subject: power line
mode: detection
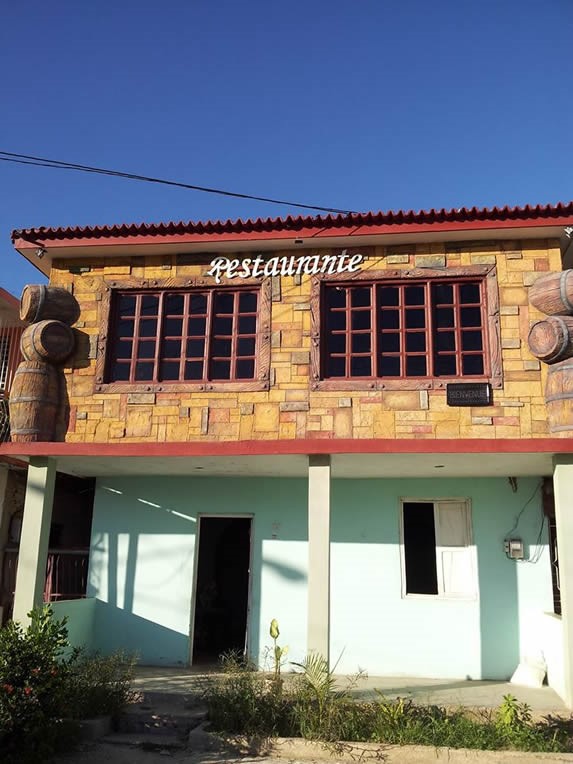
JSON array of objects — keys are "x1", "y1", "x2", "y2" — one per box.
[{"x1": 0, "y1": 150, "x2": 358, "y2": 215}]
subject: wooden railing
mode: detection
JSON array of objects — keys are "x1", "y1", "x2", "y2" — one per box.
[{"x1": 1, "y1": 549, "x2": 89, "y2": 608}]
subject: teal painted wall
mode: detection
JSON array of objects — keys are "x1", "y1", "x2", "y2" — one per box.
[
  {"x1": 51, "y1": 597, "x2": 96, "y2": 653},
  {"x1": 330, "y1": 477, "x2": 552, "y2": 680},
  {"x1": 88, "y1": 477, "x2": 308, "y2": 666},
  {"x1": 87, "y1": 475, "x2": 552, "y2": 680}
]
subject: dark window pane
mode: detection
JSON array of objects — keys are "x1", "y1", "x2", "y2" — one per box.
[
  {"x1": 190, "y1": 293, "x2": 208, "y2": 314},
  {"x1": 459, "y1": 282, "x2": 480, "y2": 304},
  {"x1": 213, "y1": 316, "x2": 233, "y2": 335},
  {"x1": 351, "y1": 288, "x2": 371, "y2": 308},
  {"x1": 406, "y1": 356, "x2": 427, "y2": 376},
  {"x1": 328, "y1": 333, "x2": 346, "y2": 354},
  {"x1": 114, "y1": 340, "x2": 132, "y2": 360},
  {"x1": 118, "y1": 295, "x2": 136, "y2": 316},
  {"x1": 186, "y1": 338, "x2": 205, "y2": 357},
  {"x1": 326, "y1": 288, "x2": 346, "y2": 309},
  {"x1": 140, "y1": 319, "x2": 158, "y2": 338},
  {"x1": 214, "y1": 292, "x2": 235, "y2": 313},
  {"x1": 211, "y1": 360, "x2": 231, "y2": 379},
  {"x1": 433, "y1": 283, "x2": 453, "y2": 304},
  {"x1": 381, "y1": 332, "x2": 400, "y2": 352},
  {"x1": 137, "y1": 341, "x2": 155, "y2": 359},
  {"x1": 462, "y1": 330, "x2": 483, "y2": 351},
  {"x1": 380, "y1": 310, "x2": 399, "y2": 329},
  {"x1": 405, "y1": 309, "x2": 425, "y2": 329},
  {"x1": 141, "y1": 295, "x2": 159, "y2": 315},
  {"x1": 462, "y1": 355, "x2": 484, "y2": 375},
  {"x1": 165, "y1": 294, "x2": 184, "y2": 314},
  {"x1": 379, "y1": 355, "x2": 401, "y2": 376},
  {"x1": 239, "y1": 292, "x2": 258, "y2": 312},
  {"x1": 351, "y1": 311, "x2": 371, "y2": 330},
  {"x1": 238, "y1": 315, "x2": 256, "y2": 334},
  {"x1": 236, "y1": 359, "x2": 255, "y2": 379},
  {"x1": 326, "y1": 356, "x2": 346, "y2": 377},
  {"x1": 185, "y1": 361, "x2": 203, "y2": 380},
  {"x1": 379, "y1": 286, "x2": 399, "y2": 307},
  {"x1": 212, "y1": 338, "x2": 232, "y2": 357},
  {"x1": 435, "y1": 355, "x2": 457, "y2": 376},
  {"x1": 163, "y1": 317, "x2": 182, "y2": 336},
  {"x1": 405, "y1": 285, "x2": 425, "y2": 306},
  {"x1": 350, "y1": 356, "x2": 371, "y2": 376},
  {"x1": 327, "y1": 311, "x2": 346, "y2": 331},
  {"x1": 403, "y1": 502, "x2": 438, "y2": 595},
  {"x1": 351, "y1": 334, "x2": 371, "y2": 353},
  {"x1": 188, "y1": 317, "x2": 206, "y2": 336},
  {"x1": 135, "y1": 362, "x2": 154, "y2": 381},
  {"x1": 460, "y1": 307, "x2": 482, "y2": 327},
  {"x1": 237, "y1": 337, "x2": 256, "y2": 356},
  {"x1": 163, "y1": 339, "x2": 181, "y2": 357},
  {"x1": 160, "y1": 361, "x2": 180, "y2": 381},
  {"x1": 406, "y1": 333, "x2": 426, "y2": 352},
  {"x1": 117, "y1": 319, "x2": 135, "y2": 337},
  {"x1": 111, "y1": 362, "x2": 130, "y2": 381},
  {"x1": 436, "y1": 331, "x2": 456, "y2": 351},
  {"x1": 435, "y1": 308, "x2": 454, "y2": 328}
]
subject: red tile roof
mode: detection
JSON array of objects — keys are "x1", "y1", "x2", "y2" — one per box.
[{"x1": 12, "y1": 201, "x2": 573, "y2": 243}]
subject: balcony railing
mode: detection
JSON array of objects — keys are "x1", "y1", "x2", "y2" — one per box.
[{"x1": 1, "y1": 549, "x2": 89, "y2": 616}]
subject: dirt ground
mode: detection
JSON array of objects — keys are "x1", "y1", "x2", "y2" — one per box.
[{"x1": 58, "y1": 745, "x2": 315, "y2": 764}]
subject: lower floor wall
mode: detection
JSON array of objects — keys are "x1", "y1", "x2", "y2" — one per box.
[{"x1": 86, "y1": 475, "x2": 553, "y2": 681}]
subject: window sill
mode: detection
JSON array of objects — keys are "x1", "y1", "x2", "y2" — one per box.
[
  {"x1": 311, "y1": 377, "x2": 501, "y2": 392},
  {"x1": 94, "y1": 379, "x2": 270, "y2": 394}
]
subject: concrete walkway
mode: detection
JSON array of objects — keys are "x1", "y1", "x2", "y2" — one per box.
[{"x1": 132, "y1": 666, "x2": 567, "y2": 714}]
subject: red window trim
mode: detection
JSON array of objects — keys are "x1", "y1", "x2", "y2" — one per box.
[
  {"x1": 309, "y1": 265, "x2": 502, "y2": 391},
  {"x1": 94, "y1": 277, "x2": 271, "y2": 393}
]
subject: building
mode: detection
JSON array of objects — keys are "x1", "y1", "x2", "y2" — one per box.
[{"x1": 3, "y1": 202, "x2": 573, "y2": 706}]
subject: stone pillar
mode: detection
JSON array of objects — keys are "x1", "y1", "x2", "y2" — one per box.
[
  {"x1": 307, "y1": 454, "x2": 331, "y2": 662},
  {"x1": 553, "y1": 455, "x2": 573, "y2": 709},
  {"x1": 12, "y1": 458, "x2": 56, "y2": 625}
]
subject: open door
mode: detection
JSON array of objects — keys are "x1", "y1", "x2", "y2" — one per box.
[{"x1": 192, "y1": 516, "x2": 252, "y2": 665}]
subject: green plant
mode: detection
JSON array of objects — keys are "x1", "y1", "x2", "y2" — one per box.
[
  {"x1": 65, "y1": 649, "x2": 137, "y2": 720},
  {"x1": 269, "y1": 619, "x2": 288, "y2": 682}
]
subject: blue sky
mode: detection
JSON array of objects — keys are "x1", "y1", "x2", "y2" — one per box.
[{"x1": 1, "y1": 1, "x2": 572, "y2": 295}]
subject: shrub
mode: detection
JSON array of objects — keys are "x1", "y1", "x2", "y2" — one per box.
[{"x1": 65, "y1": 649, "x2": 137, "y2": 721}]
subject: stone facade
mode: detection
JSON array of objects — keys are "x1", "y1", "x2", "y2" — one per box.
[{"x1": 49, "y1": 238, "x2": 560, "y2": 443}]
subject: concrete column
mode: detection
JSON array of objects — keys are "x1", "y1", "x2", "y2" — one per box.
[
  {"x1": 553, "y1": 455, "x2": 573, "y2": 709},
  {"x1": 12, "y1": 458, "x2": 56, "y2": 625},
  {"x1": 307, "y1": 454, "x2": 331, "y2": 662}
]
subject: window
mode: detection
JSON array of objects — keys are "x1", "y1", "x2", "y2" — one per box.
[
  {"x1": 0, "y1": 336, "x2": 9, "y2": 391},
  {"x1": 310, "y1": 266, "x2": 501, "y2": 391},
  {"x1": 400, "y1": 499, "x2": 476, "y2": 599},
  {"x1": 97, "y1": 279, "x2": 272, "y2": 392}
]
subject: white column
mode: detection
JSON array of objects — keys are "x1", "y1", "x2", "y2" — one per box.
[
  {"x1": 553, "y1": 455, "x2": 573, "y2": 709},
  {"x1": 12, "y1": 458, "x2": 56, "y2": 625},
  {"x1": 307, "y1": 454, "x2": 331, "y2": 662}
]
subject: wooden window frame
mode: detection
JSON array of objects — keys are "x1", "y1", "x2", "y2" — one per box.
[
  {"x1": 398, "y1": 497, "x2": 477, "y2": 601},
  {"x1": 94, "y1": 276, "x2": 271, "y2": 393},
  {"x1": 309, "y1": 265, "x2": 501, "y2": 391}
]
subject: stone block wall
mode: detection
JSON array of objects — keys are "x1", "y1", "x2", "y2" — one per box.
[{"x1": 48, "y1": 238, "x2": 560, "y2": 443}]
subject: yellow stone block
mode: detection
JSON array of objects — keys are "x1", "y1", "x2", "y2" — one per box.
[{"x1": 253, "y1": 403, "x2": 279, "y2": 432}]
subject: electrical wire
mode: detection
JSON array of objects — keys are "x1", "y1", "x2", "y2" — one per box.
[{"x1": 0, "y1": 150, "x2": 358, "y2": 215}]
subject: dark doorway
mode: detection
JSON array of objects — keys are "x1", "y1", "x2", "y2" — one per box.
[{"x1": 192, "y1": 516, "x2": 251, "y2": 664}]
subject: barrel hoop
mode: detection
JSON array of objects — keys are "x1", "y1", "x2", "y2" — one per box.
[
  {"x1": 13, "y1": 367, "x2": 50, "y2": 376},
  {"x1": 10, "y1": 427, "x2": 44, "y2": 434},
  {"x1": 546, "y1": 393, "x2": 573, "y2": 403},
  {"x1": 560, "y1": 272, "x2": 573, "y2": 313},
  {"x1": 33, "y1": 284, "x2": 47, "y2": 323},
  {"x1": 553, "y1": 316, "x2": 569, "y2": 358},
  {"x1": 548, "y1": 363, "x2": 573, "y2": 374},
  {"x1": 9, "y1": 396, "x2": 55, "y2": 403}
]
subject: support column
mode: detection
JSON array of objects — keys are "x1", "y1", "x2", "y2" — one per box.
[
  {"x1": 307, "y1": 454, "x2": 331, "y2": 662},
  {"x1": 12, "y1": 458, "x2": 56, "y2": 625},
  {"x1": 553, "y1": 455, "x2": 573, "y2": 709}
]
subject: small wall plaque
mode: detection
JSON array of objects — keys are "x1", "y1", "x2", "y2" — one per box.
[{"x1": 446, "y1": 382, "x2": 492, "y2": 407}]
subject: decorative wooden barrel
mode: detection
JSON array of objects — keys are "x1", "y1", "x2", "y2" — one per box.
[
  {"x1": 20, "y1": 285, "x2": 80, "y2": 326},
  {"x1": 20, "y1": 320, "x2": 75, "y2": 364},
  {"x1": 528, "y1": 316, "x2": 573, "y2": 364},
  {"x1": 545, "y1": 359, "x2": 573, "y2": 434},
  {"x1": 9, "y1": 361, "x2": 59, "y2": 442},
  {"x1": 529, "y1": 270, "x2": 573, "y2": 316}
]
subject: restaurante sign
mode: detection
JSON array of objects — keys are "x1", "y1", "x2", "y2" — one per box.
[{"x1": 206, "y1": 250, "x2": 364, "y2": 283}]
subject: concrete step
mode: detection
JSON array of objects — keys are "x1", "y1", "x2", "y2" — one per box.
[
  {"x1": 101, "y1": 732, "x2": 186, "y2": 751},
  {"x1": 118, "y1": 692, "x2": 208, "y2": 738}
]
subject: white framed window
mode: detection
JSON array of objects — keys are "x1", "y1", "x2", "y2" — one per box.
[
  {"x1": 399, "y1": 498, "x2": 477, "y2": 599},
  {"x1": 0, "y1": 336, "x2": 10, "y2": 391}
]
